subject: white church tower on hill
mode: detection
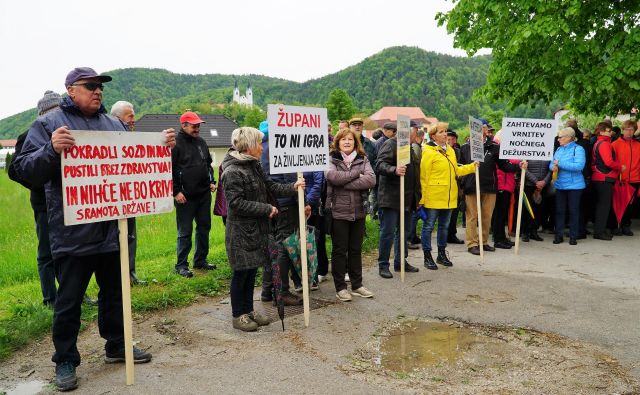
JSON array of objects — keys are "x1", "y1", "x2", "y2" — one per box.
[{"x1": 233, "y1": 80, "x2": 253, "y2": 106}]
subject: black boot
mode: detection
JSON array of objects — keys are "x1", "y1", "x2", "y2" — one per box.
[
  {"x1": 437, "y1": 248, "x2": 453, "y2": 267},
  {"x1": 423, "y1": 251, "x2": 438, "y2": 270}
]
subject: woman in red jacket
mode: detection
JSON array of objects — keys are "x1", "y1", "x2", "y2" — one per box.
[
  {"x1": 611, "y1": 120, "x2": 640, "y2": 235},
  {"x1": 591, "y1": 122, "x2": 625, "y2": 240}
]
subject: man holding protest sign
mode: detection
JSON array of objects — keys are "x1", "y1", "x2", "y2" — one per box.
[
  {"x1": 172, "y1": 111, "x2": 217, "y2": 278},
  {"x1": 375, "y1": 118, "x2": 421, "y2": 279},
  {"x1": 13, "y1": 67, "x2": 176, "y2": 391},
  {"x1": 460, "y1": 119, "x2": 523, "y2": 256}
]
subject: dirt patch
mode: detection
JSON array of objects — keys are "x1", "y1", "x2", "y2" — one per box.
[{"x1": 342, "y1": 318, "x2": 640, "y2": 394}]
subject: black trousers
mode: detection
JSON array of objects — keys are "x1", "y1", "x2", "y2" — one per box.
[
  {"x1": 262, "y1": 206, "x2": 297, "y2": 294},
  {"x1": 521, "y1": 186, "x2": 543, "y2": 235},
  {"x1": 52, "y1": 252, "x2": 124, "y2": 366},
  {"x1": 592, "y1": 181, "x2": 613, "y2": 235},
  {"x1": 34, "y1": 209, "x2": 57, "y2": 305},
  {"x1": 127, "y1": 217, "x2": 137, "y2": 273},
  {"x1": 331, "y1": 218, "x2": 365, "y2": 292},
  {"x1": 175, "y1": 193, "x2": 211, "y2": 269},
  {"x1": 231, "y1": 268, "x2": 258, "y2": 318},
  {"x1": 492, "y1": 190, "x2": 511, "y2": 242}
]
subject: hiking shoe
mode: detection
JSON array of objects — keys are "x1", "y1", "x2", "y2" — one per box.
[
  {"x1": 379, "y1": 267, "x2": 393, "y2": 279},
  {"x1": 281, "y1": 291, "x2": 303, "y2": 306},
  {"x1": 394, "y1": 263, "x2": 419, "y2": 273},
  {"x1": 232, "y1": 314, "x2": 258, "y2": 332},
  {"x1": 55, "y1": 361, "x2": 78, "y2": 392},
  {"x1": 294, "y1": 284, "x2": 303, "y2": 293},
  {"x1": 336, "y1": 289, "x2": 352, "y2": 302},
  {"x1": 248, "y1": 310, "x2": 270, "y2": 326},
  {"x1": 105, "y1": 346, "x2": 152, "y2": 364},
  {"x1": 176, "y1": 267, "x2": 193, "y2": 278},
  {"x1": 193, "y1": 262, "x2": 216, "y2": 270},
  {"x1": 317, "y1": 274, "x2": 329, "y2": 283},
  {"x1": 351, "y1": 287, "x2": 374, "y2": 298}
]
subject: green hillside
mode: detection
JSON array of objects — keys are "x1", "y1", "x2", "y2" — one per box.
[{"x1": 0, "y1": 46, "x2": 560, "y2": 139}]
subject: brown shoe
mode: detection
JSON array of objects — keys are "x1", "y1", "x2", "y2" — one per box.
[
  {"x1": 468, "y1": 246, "x2": 480, "y2": 255},
  {"x1": 232, "y1": 314, "x2": 258, "y2": 332},
  {"x1": 248, "y1": 311, "x2": 270, "y2": 326},
  {"x1": 281, "y1": 291, "x2": 303, "y2": 306}
]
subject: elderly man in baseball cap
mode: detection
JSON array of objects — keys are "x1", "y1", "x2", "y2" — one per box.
[
  {"x1": 172, "y1": 111, "x2": 217, "y2": 278},
  {"x1": 12, "y1": 67, "x2": 176, "y2": 391}
]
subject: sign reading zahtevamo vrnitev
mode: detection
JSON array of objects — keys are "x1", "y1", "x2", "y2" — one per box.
[{"x1": 267, "y1": 104, "x2": 329, "y2": 175}]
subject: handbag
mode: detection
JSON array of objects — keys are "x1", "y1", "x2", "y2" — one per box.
[{"x1": 283, "y1": 226, "x2": 318, "y2": 285}]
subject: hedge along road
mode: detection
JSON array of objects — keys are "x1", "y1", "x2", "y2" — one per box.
[{"x1": 0, "y1": 219, "x2": 639, "y2": 393}]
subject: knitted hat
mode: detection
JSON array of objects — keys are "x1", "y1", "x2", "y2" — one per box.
[{"x1": 37, "y1": 90, "x2": 62, "y2": 115}]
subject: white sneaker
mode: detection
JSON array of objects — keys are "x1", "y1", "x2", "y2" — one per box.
[
  {"x1": 345, "y1": 273, "x2": 350, "y2": 282},
  {"x1": 351, "y1": 286, "x2": 374, "y2": 298},
  {"x1": 336, "y1": 289, "x2": 352, "y2": 302},
  {"x1": 318, "y1": 274, "x2": 328, "y2": 283},
  {"x1": 294, "y1": 285, "x2": 303, "y2": 293}
]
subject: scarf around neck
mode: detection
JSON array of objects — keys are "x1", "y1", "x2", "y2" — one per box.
[{"x1": 340, "y1": 150, "x2": 357, "y2": 168}]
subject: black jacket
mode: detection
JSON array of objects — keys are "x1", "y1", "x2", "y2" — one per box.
[
  {"x1": 459, "y1": 138, "x2": 519, "y2": 194},
  {"x1": 172, "y1": 130, "x2": 214, "y2": 198},
  {"x1": 375, "y1": 136, "x2": 421, "y2": 210}
]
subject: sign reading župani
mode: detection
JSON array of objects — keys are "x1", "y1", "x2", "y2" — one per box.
[{"x1": 267, "y1": 104, "x2": 329, "y2": 174}]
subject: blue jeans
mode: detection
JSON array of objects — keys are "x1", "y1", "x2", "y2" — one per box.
[
  {"x1": 555, "y1": 189, "x2": 583, "y2": 239},
  {"x1": 175, "y1": 193, "x2": 212, "y2": 269},
  {"x1": 421, "y1": 208, "x2": 452, "y2": 252},
  {"x1": 377, "y1": 208, "x2": 412, "y2": 270}
]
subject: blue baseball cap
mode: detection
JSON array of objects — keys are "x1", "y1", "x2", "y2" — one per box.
[{"x1": 65, "y1": 67, "x2": 112, "y2": 87}]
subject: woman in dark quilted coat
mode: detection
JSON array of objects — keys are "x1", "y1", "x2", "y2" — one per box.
[{"x1": 221, "y1": 127, "x2": 304, "y2": 331}]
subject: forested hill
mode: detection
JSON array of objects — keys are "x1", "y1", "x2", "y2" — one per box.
[{"x1": 0, "y1": 46, "x2": 558, "y2": 139}]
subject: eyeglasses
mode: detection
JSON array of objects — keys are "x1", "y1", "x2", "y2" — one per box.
[{"x1": 73, "y1": 82, "x2": 104, "y2": 91}]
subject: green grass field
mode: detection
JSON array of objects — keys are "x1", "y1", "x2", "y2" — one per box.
[{"x1": 0, "y1": 171, "x2": 380, "y2": 361}]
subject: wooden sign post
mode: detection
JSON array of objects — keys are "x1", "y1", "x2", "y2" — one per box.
[
  {"x1": 397, "y1": 115, "x2": 411, "y2": 282},
  {"x1": 469, "y1": 117, "x2": 486, "y2": 261}
]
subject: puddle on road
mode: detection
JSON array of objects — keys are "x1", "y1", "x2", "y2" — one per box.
[
  {"x1": 376, "y1": 321, "x2": 479, "y2": 372},
  {"x1": 4, "y1": 380, "x2": 47, "y2": 395}
]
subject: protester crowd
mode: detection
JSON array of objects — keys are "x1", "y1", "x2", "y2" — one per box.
[{"x1": 8, "y1": 66, "x2": 640, "y2": 391}]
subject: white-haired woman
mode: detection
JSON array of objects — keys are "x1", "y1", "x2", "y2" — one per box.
[
  {"x1": 220, "y1": 127, "x2": 304, "y2": 331},
  {"x1": 549, "y1": 127, "x2": 586, "y2": 245}
]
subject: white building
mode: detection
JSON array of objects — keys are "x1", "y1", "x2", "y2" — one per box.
[{"x1": 232, "y1": 81, "x2": 253, "y2": 106}]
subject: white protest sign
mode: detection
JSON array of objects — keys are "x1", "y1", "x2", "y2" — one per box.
[
  {"x1": 267, "y1": 104, "x2": 329, "y2": 174},
  {"x1": 61, "y1": 131, "x2": 174, "y2": 225},
  {"x1": 468, "y1": 116, "x2": 485, "y2": 162},
  {"x1": 499, "y1": 117, "x2": 557, "y2": 160},
  {"x1": 397, "y1": 114, "x2": 411, "y2": 166}
]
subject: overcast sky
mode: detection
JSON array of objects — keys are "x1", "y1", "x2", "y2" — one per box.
[{"x1": 0, "y1": 0, "x2": 475, "y2": 120}]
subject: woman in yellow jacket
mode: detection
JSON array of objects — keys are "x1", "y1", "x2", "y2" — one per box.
[{"x1": 419, "y1": 122, "x2": 477, "y2": 269}]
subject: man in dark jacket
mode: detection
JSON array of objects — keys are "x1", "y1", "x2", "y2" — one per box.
[
  {"x1": 459, "y1": 121, "x2": 522, "y2": 255},
  {"x1": 13, "y1": 67, "x2": 175, "y2": 391},
  {"x1": 9, "y1": 91, "x2": 62, "y2": 306},
  {"x1": 172, "y1": 111, "x2": 217, "y2": 278},
  {"x1": 375, "y1": 135, "x2": 421, "y2": 278}
]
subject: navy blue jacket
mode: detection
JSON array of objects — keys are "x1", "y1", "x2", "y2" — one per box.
[{"x1": 12, "y1": 96, "x2": 126, "y2": 259}]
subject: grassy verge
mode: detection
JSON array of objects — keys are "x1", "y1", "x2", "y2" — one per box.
[{"x1": 0, "y1": 172, "x2": 380, "y2": 360}]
